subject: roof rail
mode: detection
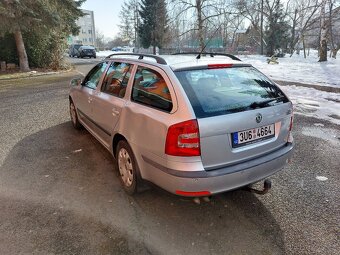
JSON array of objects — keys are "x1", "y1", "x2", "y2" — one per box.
[
  {"x1": 171, "y1": 52, "x2": 242, "y2": 61},
  {"x1": 105, "y1": 53, "x2": 167, "y2": 65}
]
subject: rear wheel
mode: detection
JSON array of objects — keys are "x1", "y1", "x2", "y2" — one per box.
[
  {"x1": 116, "y1": 140, "x2": 138, "y2": 195},
  {"x1": 69, "y1": 100, "x2": 82, "y2": 129}
]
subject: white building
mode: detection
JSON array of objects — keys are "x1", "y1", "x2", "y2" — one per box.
[{"x1": 68, "y1": 9, "x2": 96, "y2": 46}]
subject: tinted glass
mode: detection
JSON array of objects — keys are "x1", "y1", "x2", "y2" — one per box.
[
  {"x1": 102, "y1": 62, "x2": 132, "y2": 98},
  {"x1": 132, "y1": 67, "x2": 172, "y2": 112},
  {"x1": 175, "y1": 66, "x2": 288, "y2": 118},
  {"x1": 83, "y1": 62, "x2": 108, "y2": 89}
]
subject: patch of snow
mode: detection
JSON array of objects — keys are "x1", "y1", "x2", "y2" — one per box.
[
  {"x1": 239, "y1": 50, "x2": 340, "y2": 88},
  {"x1": 301, "y1": 126, "x2": 340, "y2": 146},
  {"x1": 280, "y1": 85, "x2": 340, "y2": 125},
  {"x1": 72, "y1": 149, "x2": 82, "y2": 153},
  {"x1": 96, "y1": 50, "x2": 133, "y2": 58},
  {"x1": 314, "y1": 123, "x2": 325, "y2": 127},
  {"x1": 316, "y1": 176, "x2": 328, "y2": 181}
]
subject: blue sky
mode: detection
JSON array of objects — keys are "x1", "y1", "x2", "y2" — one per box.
[{"x1": 82, "y1": 0, "x2": 125, "y2": 39}]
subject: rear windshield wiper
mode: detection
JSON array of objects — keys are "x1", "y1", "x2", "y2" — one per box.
[{"x1": 249, "y1": 96, "x2": 285, "y2": 109}]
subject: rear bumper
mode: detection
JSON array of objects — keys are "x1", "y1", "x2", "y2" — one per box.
[{"x1": 143, "y1": 143, "x2": 294, "y2": 196}]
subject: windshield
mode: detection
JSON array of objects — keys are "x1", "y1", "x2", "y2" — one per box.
[{"x1": 175, "y1": 66, "x2": 289, "y2": 118}]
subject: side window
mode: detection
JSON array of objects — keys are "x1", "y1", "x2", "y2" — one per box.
[
  {"x1": 102, "y1": 62, "x2": 132, "y2": 98},
  {"x1": 83, "y1": 62, "x2": 108, "y2": 89},
  {"x1": 132, "y1": 67, "x2": 173, "y2": 112}
]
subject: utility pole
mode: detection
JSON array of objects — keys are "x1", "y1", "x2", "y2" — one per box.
[{"x1": 260, "y1": 0, "x2": 264, "y2": 55}]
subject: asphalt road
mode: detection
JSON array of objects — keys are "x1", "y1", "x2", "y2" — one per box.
[{"x1": 0, "y1": 59, "x2": 339, "y2": 255}]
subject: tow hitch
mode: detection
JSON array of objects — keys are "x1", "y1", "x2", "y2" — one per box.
[{"x1": 245, "y1": 179, "x2": 272, "y2": 195}]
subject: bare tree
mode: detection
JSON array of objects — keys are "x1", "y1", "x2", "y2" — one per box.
[
  {"x1": 328, "y1": 0, "x2": 340, "y2": 58},
  {"x1": 319, "y1": 0, "x2": 328, "y2": 61},
  {"x1": 169, "y1": 0, "x2": 237, "y2": 50},
  {"x1": 119, "y1": 0, "x2": 140, "y2": 46},
  {"x1": 287, "y1": 0, "x2": 321, "y2": 57}
]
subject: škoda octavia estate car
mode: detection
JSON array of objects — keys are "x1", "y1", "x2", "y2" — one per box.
[{"x1": 69, "y1": 53, "x2": 294, "y2": 197}]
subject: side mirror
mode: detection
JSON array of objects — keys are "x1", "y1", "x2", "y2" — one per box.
[{"x1": 70, "y1": 78, "x2": 82, "y2": 87}]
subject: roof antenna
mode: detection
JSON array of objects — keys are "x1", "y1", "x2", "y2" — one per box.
[{"x1": 196, "y1": 25, "x2": 222, "y2": 60}]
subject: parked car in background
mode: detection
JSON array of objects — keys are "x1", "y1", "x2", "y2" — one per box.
[
  {"x1": 112, "y1": 47, "x2": 123, "y2": 52},
  {"x1": 69, "y1": 44, "x2": 83, "y2": 57},
  {"x1": 68, "y1": 53, "x2": 294, "y2": 197},
  {"x1": 77, "y1": 46, "x2": 96, "y2": 58}
]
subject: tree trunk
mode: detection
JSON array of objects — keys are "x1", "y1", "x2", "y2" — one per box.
[
  {"x1": 302, "y1": 34, "x2": 306, "y2": 58},
  {"x1": 328, "y1": 2, "x2": 336, "y2": 59},
  {"x1": 14, "y1": 28, "x2": 30, "y2": 71},
  {"x1": 319, "y1": 0, "x2": 327, "y2": 62},
  {"x1": 290, "y1": 9, "x2": 298, "y2": 55},
  {"x1": 196, "y1": 0, "x2": 204, "y2": 51},
  {"x1": 260, "y1": 0, "x2": 264, "y2": 55}
]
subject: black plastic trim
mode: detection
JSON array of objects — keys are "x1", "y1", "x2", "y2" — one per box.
[
  {"x1": 142, "y1": 142, "x2": 294, "y2": 179},
  {"x1": 105, "y1": 53, "x2": 167, "y2": 65}
]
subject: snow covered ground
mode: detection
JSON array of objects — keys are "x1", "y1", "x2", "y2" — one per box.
[
  {"x1": 96, "y1": 50, "x2": 133, "y2": 58},
  {"x1": 96, "y1": 50, "x2": 340, "y2": 125},
  {"x1": 240, "y1": 51, "x2": 340, "y2": 125},
  {"x1": 280, "y1": 85, "x2": 340, "y2": 125},
  {"x1": 239, "y1": 50, "x2": 340, "y2": 88}
]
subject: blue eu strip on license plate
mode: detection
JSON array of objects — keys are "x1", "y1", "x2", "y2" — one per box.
[{"x1": 233, "y1": 133, "x2": 239, "y2": 145}]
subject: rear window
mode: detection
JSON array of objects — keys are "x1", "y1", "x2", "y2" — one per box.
[{"x1": 175, "y1": 66, "x2": 288, "y2": 118}]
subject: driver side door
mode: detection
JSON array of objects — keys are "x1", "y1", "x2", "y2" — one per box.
[{"x1": 76, "y1": 62, "x2": 108, "y2": 130}]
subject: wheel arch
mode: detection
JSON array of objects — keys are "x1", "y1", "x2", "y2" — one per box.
[{"x1": 112, "y1": 133, "x2": 127, "y2": 158}]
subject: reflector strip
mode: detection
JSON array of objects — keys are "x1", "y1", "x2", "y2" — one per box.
[{"x1": 175, "y1": 190, "x2": 211, "y2": 197}]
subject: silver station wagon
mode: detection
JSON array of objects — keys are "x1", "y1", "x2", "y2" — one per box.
[{"x1": 69, "y1": 53, "x2": 294, "y2": 197}]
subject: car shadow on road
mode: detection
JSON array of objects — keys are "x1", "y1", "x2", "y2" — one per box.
[{"x1": 0, "y1": 121, "x2": 286, "y2": 255}]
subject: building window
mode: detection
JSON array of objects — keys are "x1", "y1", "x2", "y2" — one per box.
[
  {"x1": 88, "y1": 30, "x2": 92, "y2": 34},
  {"x1": 89, "y1": 38, "x2": 92, "y2": 42}
]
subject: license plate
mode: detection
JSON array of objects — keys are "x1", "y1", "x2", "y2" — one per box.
[{"x1": 232, "y1": 124, "x2": 275, "y2": 147}]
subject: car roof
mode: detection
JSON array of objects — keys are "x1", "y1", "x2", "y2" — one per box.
[{"x1": 105, "y1": 53, "x2": 249, "y2": 71}]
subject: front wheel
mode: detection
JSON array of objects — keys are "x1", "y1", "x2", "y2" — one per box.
[
  {"x1": 69, "y1": 100, "x2": 82, "y2": 129},
  {"x1": 116, "y1": 140, "x2": 138, "y2": 195}
]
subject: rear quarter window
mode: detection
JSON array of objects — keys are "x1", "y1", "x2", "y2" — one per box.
[
  {"x1": 175, "y1": 66, "x2": 288, "y2": 118},
  {"x1": 131, "y1": 67, "x2": 173, "y2": 112}
]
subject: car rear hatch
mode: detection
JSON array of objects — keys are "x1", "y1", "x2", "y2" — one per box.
[
  {"x1": 175, "y1": 64, "x2": 293, "y2": 170},
  {"x1": 83, "y1": 48, "x2": 94, "y2": 54}
]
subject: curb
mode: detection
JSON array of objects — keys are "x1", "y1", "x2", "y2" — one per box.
[
  {"x1": 0, "y1": 68, "x2": 74, "y2": 81},
  {"x1": 274, "y1": 80, "x2": 340, "y2": 94}
]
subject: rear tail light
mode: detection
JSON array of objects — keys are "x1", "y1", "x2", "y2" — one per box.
[{"x1": 165, "y1": 119, "x2": 201, "y2": 156}]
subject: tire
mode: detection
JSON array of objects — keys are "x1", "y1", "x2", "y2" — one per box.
[
  {"x1": 116, "y1": 140, "x2": 139, "y2": 195},
  {"x1": 69, "y1": 100, "x2": 82, "y2": 130}
]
